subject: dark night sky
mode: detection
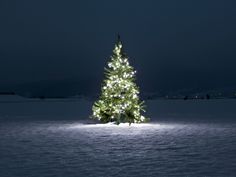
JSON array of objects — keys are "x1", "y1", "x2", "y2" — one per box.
[{"x1": 0, "y1": 0, "x2": 236, "y2": 95}]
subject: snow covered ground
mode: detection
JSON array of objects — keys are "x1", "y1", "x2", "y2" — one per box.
[{"x1": 0, "y1": 95, "x2": 236, "y2": 176}]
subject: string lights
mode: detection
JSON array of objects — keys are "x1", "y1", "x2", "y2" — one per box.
[{"x1": 92, "y1": 37, "x2": 148, "y2": 125}]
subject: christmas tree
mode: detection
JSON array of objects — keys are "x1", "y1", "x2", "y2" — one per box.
[{"x1": 92, "y1": 36, "x2": 148, "y2": 125}]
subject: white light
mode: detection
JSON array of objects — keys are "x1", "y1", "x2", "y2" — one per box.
[
  {"x1": 63, "y1": 123, "x2": 164, "y2": 136},
  {"x1": 71, "y1": 123, "x2": 160, "y2": 128},
  {"x1": 140, "y1": 116, "x2": 145, "y2": 121}
]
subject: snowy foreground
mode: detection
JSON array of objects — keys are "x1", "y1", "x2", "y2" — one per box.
[{"x1": 0, "y1": 95, "x2": 236, "y2": 176}]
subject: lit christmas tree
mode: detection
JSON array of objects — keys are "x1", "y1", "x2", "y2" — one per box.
[{"x1": 92, "y1": 36, "x2": 148, "y2": 125}]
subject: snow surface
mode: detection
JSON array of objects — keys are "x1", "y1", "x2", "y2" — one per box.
[{"x1": 0, "y1": 96, "x2": 236, "y2": 176}]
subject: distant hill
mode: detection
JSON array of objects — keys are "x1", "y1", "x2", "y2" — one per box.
[
  {"x1": 1, "y1": 80, "x2": 235, "y2": 100},
  {"x1": 13, "y1": 79, "x2": 99, "y2": 98}
]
